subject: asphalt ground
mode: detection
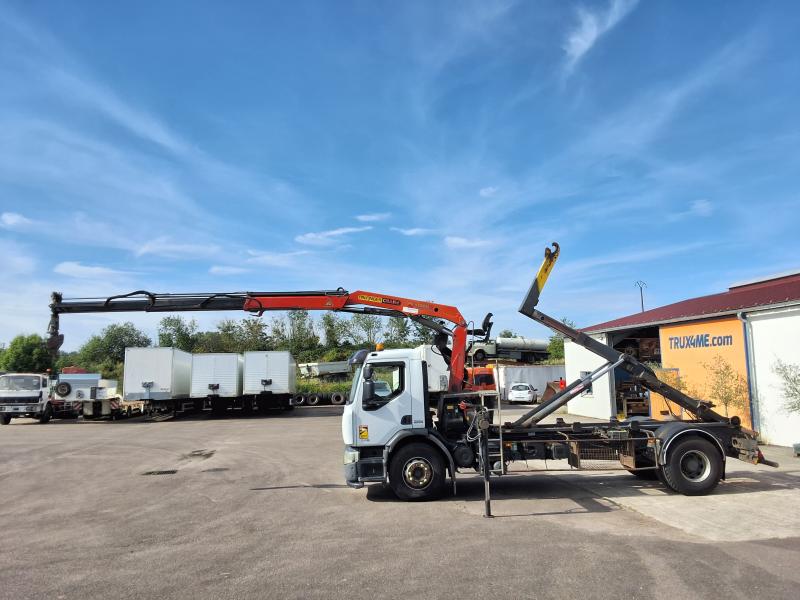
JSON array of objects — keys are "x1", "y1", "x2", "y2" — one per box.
[{"x1": 1, "y1": 406, "x2": 799, "y2": 600}]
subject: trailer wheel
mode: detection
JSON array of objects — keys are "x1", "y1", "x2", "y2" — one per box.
[
  {"x1": 330, "y1": 392, "x2": 345, "y2": 406},
  {"x1": 1, "y1": 414, "x2": 11, "y2": 425},
  {"x1": 661, "y1": 437, "x2": 722, "y2": 495},
  {"x1": 292, "y1": 394, "x2": 305, "y2": 406},
  {"x1": 306, "y1": 394, "x2": 321, "y2": 406},
  {"x1": 473, "y1": 350, "x2": 486, "y2": 363},
  {"x1": 389, "y1": 443, "x2": 447, "y2": 501},
  {"x1": 38, "y1": 404, "x2": 52, "y2": 424}
]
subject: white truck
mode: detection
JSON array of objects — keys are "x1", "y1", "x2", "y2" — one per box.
[
  {"x1": 191, "y1": 353, "x2": 245, "y2": 414},
  {"x1": 0, "y1": 373, "x2": 56, "y2": 424},
  {"x1": 297, "y1": 360, "x2": 351, "y2": 381},
  {"x1": 468, "y1": 336, "x2": 549, "y2": 363},
  {"x1": 0, "y1": 372, "x2": 96, "y2": 424}
]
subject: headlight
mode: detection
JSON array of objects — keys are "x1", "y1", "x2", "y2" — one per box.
[{"x1": 343, "y1": 449, "x2": 359, "y2": 464}]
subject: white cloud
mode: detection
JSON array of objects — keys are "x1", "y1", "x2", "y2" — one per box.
[
  {"x1": 666, "y1": 199, "x2": 715, "y2": 222},
  {"x1": 136, "y1": 237, "x2": 220, "y2": 259},
  {"x1": 690, "y1": 198, "x2": 714, "y2": 217},
  {"x1": 295, "y1": 226, "x2": 372, "y2": 246},
  {"x1": 209, "y1": 265, "x2": 249, "y2": 276},
  {"x1": 563, "y1": 0, "x2": 639, "y2": 74},
  {"x1": 479, "y1": 186, "x2": 498, "y2": 198},
  {"x1": 53, "y1": 261, "x2": 126, "y2": 279},
  {"x1": 0, "y1": 211, "x2": 35, "y2": 229},
  {"x1": 0, "y1": 240, "x2": 36, "y2": 275},
  {"x1": 444, "y1": 236, "x2": 492, "y2": 249},
  {"x1": 391, "y1": 227, "x2": 434, "y2": 236},
  {"x1": 245, "y1": 250, "x2": 310, "y2": 268},
  {"x1": 355, "y1": 213, "x2": 391, "y2": 222}
]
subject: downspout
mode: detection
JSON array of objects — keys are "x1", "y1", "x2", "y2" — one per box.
[{"x1": 737, "y1": 311, "x2": 759, "y2": 432}]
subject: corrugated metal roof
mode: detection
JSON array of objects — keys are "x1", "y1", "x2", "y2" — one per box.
[{"x1": 585, "y1": 272, "x2": 800, "y2": 333}]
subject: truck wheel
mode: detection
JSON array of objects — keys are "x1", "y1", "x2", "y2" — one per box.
[
  {"x1": 330, "y1": 392, "x2": 345, "y2": 406},
  {"x1": 661, "y1": 437, "x2": 722, "y2": 495},
  {"x1": 39, "y1": 404, "x2": 53, "y2": 424},
  {"x1": 1, "y1": 414, "x2": 11, "y2": 425},
  {"x1": 473, "y1": 350, "x2": 486, "y2": 363},
  {"x1": 292, "y1": 394, "x2": 305, "y2": 406},
  {"x1": 389, "y1": 443, "x2": 447, "y2": 501},
  {"x1": 306, "y1": 394, "x2": 321, "y2": 406}
]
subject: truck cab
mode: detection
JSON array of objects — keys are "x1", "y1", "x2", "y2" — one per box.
[
  {"x1": 0, "y1": 373, "x2": 54, "y2": 424},
  {"x1": 343, "y1": 346, "x2": 491, "y2": 500}
]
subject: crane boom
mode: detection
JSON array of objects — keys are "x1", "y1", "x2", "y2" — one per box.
[{"x1": 47, "y1": 288, "x2": 471, "y2": 392}]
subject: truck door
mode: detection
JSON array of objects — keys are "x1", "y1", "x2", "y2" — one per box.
[{"x1": 353, "y1": 361, "x2": 413, "y2": 447}]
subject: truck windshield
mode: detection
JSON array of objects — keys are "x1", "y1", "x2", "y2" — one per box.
[
  {"x1": 346, "y1": 365, "x2": 362, "y2": 405},
  {"x1": 0, "y1": 376, "x2": 41, "y2": 391}
]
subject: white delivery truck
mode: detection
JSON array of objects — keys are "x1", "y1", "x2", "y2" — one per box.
[
  {"x1": 123, "y1": 347, "x2": 192, "y2": 414},
  {"x1": 191, "y1": 353, "x2": 245, "y2": 414},
  {"x1": 243, "y1": 351, "x2": 296, "y2": 411}
]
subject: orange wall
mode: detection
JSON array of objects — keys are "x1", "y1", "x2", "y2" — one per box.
[{"x1": 658, "y1": 317, "x2": 751, "y2": 427}]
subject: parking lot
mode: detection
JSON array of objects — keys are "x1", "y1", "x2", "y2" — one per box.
[{"x1": 1, "y1": 408, "x2": 799, "y2": 600}]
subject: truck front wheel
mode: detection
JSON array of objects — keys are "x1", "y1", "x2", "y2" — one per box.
[
  {"x1": 661, "y1": 437, "x2": 722, "y2": 495},
  {"x1": 389, "y1": 443, "x2": 447, "y2": 501},
  {"x1": 1, "y1": 414, "x2": 11, "y2": 425},
  {"x1": 38, "y1": 404, "x2": 53, "y2": 424}
]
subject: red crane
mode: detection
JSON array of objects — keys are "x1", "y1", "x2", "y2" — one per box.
[{"x1": 47, "y1": 287, "x2": 485, "y2": 393}]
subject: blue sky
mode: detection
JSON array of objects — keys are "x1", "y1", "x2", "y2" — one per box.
[{"x1": 1, "y1": 0, "x2": 799, "y2": 350}]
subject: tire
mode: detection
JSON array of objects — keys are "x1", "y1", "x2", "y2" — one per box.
[
  {"x1": 388, "y1": 442, "x2": 447, "y2": 501},
  {"x1": 292, "y1": 394, "x2": 305, "y2": 406},
  {"x1": 306, "y1": 394, "x2": 321, "y2": 406},
  {"x1": 473, "y1": 350, "x2": 486, "y2": 363},
  {"x1": 55, "y1": 382, "x2": 72, "y2": 397},
  {"x1": 39, "y1": 404, "x2": 53, "y2": 424},
  {"x1": 1, "y1": 414, "x2": 11, "y2": 425},
  {"x1": 330, "y1": 392, "x2": 345, "y2": 406},
  {"x1": 661, "y1": 437, "x2": 722, "y2": 495}
]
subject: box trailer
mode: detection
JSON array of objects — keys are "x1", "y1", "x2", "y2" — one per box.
[
  {"x1": 192, "y1": 353, "x2": 245, "y2": 414},
  {"x1": 123, "y1": 347, "x2": 192, "y2": 413},
  {"x1": 243, "y1": 351, "x2": 296, "y2": 411}
]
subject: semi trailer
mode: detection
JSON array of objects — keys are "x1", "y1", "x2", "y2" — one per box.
[{"x1": 0, "y1": 372, "x2": 104, "y2": 424}]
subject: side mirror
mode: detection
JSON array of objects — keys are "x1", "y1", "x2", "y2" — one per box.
[
  {"x1": 362, "y1": 379, "x2": 375, "y2": 403},
  {"x1": 363, "y1": 364, "x2": 373, "y2": 381}
]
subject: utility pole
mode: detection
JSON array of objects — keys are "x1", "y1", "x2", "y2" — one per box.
[{"x1": 634, "y1": 281, "x2": 647, "y2": 313}]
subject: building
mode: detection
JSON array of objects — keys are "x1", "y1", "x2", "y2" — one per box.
[{"x1": 564, "y1": 270, "x2": 800, "y2": 446}]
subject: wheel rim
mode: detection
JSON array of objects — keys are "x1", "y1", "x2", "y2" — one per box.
[
  {"x1": 402, "y1": 457, "x2": 433, "y2": 490},
  {"x1": 679, "y1": 450, "x2": 711, "y2": 482}
]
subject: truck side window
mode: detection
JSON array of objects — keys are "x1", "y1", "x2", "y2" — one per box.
[{"x1": 371, "y1": 364, "x2": 404, "y2": 401}]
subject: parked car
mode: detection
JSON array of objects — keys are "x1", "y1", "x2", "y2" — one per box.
[{"x1": 507, "y1": 382, "x2": 537, "y2": 404}]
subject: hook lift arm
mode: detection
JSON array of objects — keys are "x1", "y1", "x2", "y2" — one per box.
[{"x1": 513, "y1": 242, "x2": 730, "y2": 427}]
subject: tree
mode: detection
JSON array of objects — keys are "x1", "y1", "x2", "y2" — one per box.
[
  {"x1": 79, "y1": 322, "x2": 151, "y2": 365},
  {"x1": 349, "y1": 314, "x2": 383, "y2": 346},
  {"x1": 498, "y1": 329, "x2": 515, "y2": 338},
  {"x1": 773, "y1": 359, "x2": 800, "y2": 414},
  {"x1": 320, "y1": 313, "x2": 349, "y2": 347},
  {"x1": 702, "y1": 356, "x2": 749, "y2": 418},
  {"x1": 158, "y1": 316, "x2": 199, "y2": 352},
  {"x1": 384, "y1": 317, "x2": 412, "y2": 347},
  {"x1": 410, "y1": 321, "x2": 435, "y2": 345},
  {"x1": 546, "y1": 318, "x2": 576, "y2": 361},
  {"x1": 0, "y1": 334, "x2": 53, "y2": 373},
  {"x1": 286, "y1": 310, "x2": 320, "y2": 357}
]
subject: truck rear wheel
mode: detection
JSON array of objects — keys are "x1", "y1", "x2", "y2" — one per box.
[
  {"x1": 389, "y1": 443, "x2": 447, "y2": 501},
  {"x1": 38, "y1": 404, "x2": 52, "y2": 424},
  {"x1": 306, "y1": 394, "x2": 321, "y2": 406},
  {"x1": 1, "y1": 414, "x2": 11, "y2": 425},
  {"x1": 661, "y1": 437, "x2": 722, "y2": 495}
]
